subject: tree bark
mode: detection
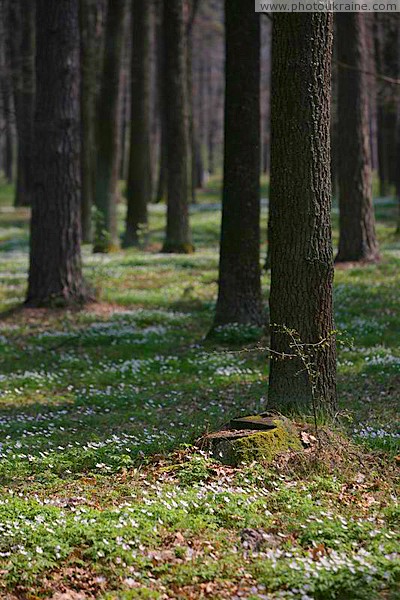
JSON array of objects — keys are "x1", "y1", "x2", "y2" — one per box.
[
  {"x1": 162, "y1": 0, "x2": 193, "y2": 253},
  {"x1": 123, "y1": 0, "x2": 152, "y2": 246},
  {"x1": 80, "y1": 0, "x2": 99, "y2": 243},
  {"x1": 155, "y1": 3, "x2": 167, "y2": 205},
  {"x1": 27, "y1": 0, "x2": 87, "y2": 307},
  {"x1": 268, "y1": 14, "x2": 337, "y2": 416},
  {"x1": 8, "y1": 0, "x2": 35, "y2": 207},
  {"x1": 211, "y1": 0, "x2": 263, "y2": 329},
  {"x1": 0, "y1": 0, "x2": 14, "y2": 183},
  {"x1": 94, "y1": 0, "x2": 126, "y2": 253},
  {"x1": 336, "y1": 14, "x2": 379, "y2": 263}
]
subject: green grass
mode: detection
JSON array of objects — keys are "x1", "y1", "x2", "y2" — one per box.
[{"x1": 0, "y1": 181, "x2": 399, "y2": 599}]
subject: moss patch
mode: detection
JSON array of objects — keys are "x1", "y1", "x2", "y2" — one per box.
[{"x1": 204, "y1": 418, "x2": 303, "y2": 466}]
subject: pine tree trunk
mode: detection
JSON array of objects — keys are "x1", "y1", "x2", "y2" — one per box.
[
  {"x1": 80, "y1": 0, "x2": 99, "y2": 243},
  {"x1": 0, "y1": 3, "x2": 14, "y2": 183},
  {"x1": 8, "y1": 0, "x2": 35, "y2": 207},
  {"x1": 187, "y1": 26, "x2": 196, "y2": 205},
  {"x1": 155, "y1": 2, "x2": 166, "y2": 204},
  {"x1": 162, "y1": 0, "x2": 193, "y2": 253},
  {"x1": 27, "y1": 0, "x2": 87, "y2": 307},
  {"x1": 94, "y1": 0, "x2": 126, "y2": 253},
  {"x1": 211, "y1": 0, "x2": 263, "y2": 328},
  {"x1": 268, "y1": 14, "x2": 337, "y2": 416},
  {"x1": 123, "y1": 0, "x2": 152, "y2": 247},
  {"x1": 336, "y1": 14, "x2": 379, "y2": 263}
]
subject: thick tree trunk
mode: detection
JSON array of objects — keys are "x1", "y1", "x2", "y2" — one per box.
[
  {"x1": 80, "y1": 0, "x2": 99, "y2": 243},
  {"x1": 336, "y1": 14, "x2": 379, "y2": 263},
  {"x1": 162, "y1": 0, "x2": 193, "y2": 253},
  {"x1": 8, "y1": 0, "x2": 35, "y2": 207},
  {"x1": 27, "y1": 0, "x2": 87, "y2": 307},
  {"x1": 123, "y1": 0, "x2": 152, "y2": 246},
  {"x1": 268, "y1": 14, "x2": 336, "y2": 416},
  {"x1": 211, "y1": 0, "x2": 263, "y2": 328},
  {"x1": 94, "y1": 0, "x2": 126, "y2": 253}
]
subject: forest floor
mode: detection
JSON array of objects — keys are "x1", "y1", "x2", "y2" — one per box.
[{"x1": 0, "y1": 180, "x2": 399, "y2": 599}]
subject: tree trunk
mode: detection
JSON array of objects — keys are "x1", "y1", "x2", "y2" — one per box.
[
  {"x1": 336, "y1": 14, "x2": 379, "y2": 263},
  {"x1": 0, "y1": 1, "x2": 14, "y2": 183},
  {"x1": 162, "y1": 0, "x2": 193, "y2": 253},
  {"x1": 268, "y1": 14, "x2": 336, "y2": 416},
  {"x1": 154, "y1": 2, "x2": 166, "y2": 204},
  {"x1": 27, "y1": 0, "x2": 87, "y2": 307},
  {"x1": 8, "y1": 0, "x2": 35, "y2": 207},
  {"x1": 187, "y1": 24, "x2": 196, "y2": 204},
  {"x1": 206, "y1": 62, "x2": 215, "y2": 176},
  {"x1": 80, "y1": 0, "x2": 99, "y2": 243},
  {"x1": 211, "y1": 0, "x2": 263, "y2": 328},
  {"x1": 123, "y1": 0, "x2": 152, "y2": 246},
  {"x1": 94, "y1": 0, "x2": 126, "y2": 253},
  {"x1": 374, "y1": 14, "x2": 397, "y2": 197}
]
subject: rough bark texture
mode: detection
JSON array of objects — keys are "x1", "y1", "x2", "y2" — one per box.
[
  {"x1": 268, "y1": 14, "x2": 337, "y2": 415},
  {"x1": 27, "y1": 0, "x2": 87, "y2": 307},
  {"x1": 336, "y1": 14, "x2": 379, "y2": 263},
  {"x1": 8, "y1": 0, "x2": 35, "y2": 207},
  {"x1": 80, "y1": 0, "x2": 100, "y2": 243},
  {"x1": 94, "y1": 0, "x2": 126, "y2": 252},
  {"x1": 123, "y1": 0, "x2": 151, "y2": 246},
  {"x1": 212, "y1": 0, "x2": 263, "y2": 328},
  {"x1": 162, "y1": 0, "x2": 193, "y2": 253}
]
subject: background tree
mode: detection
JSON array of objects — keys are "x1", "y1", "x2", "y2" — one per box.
[
  {"x1": 162, "y1": 0, "x2": 193, "y2": 253},
  {"x1": 123, "y1": 0, "x2": 152, "y2": 247},
  {"x1": 268, "y1": 14, "x2": 336, "y2": 415},
  {"x1": 0, "y1": 0, "x2": 14, "y2": 183},
  {"x1": 8, "y1": 0, "x2": 35, "y2": 207},
  {"x1": 374, "y1": 14, "x2": 398, "y2": 197},
  {"x1": 211, "y1": 0, "x2": 263, "y2": 329},
  {"x1": 94, "y1": 0, "x2": 126, "y2": 253},
  {"x1": 27, "y1": 0, "x2": 87, "y2": 306},
  {"x1": 80, "y1": 0, "x2": 103, "y2": 243},
  {"x1": 336, "y1": 13, "x2": 379, "y2": 263}
]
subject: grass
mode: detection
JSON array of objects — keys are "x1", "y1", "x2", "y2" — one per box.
[{"x1": 0, "y1": 180, "x2": 399, "y2": 599}]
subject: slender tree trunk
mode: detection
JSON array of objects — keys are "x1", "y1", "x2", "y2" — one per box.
[
  {"x1": 80, "y1": 0, "x2": 98, "y2": 243},
  {"x1": 94, "y1": 0, "x2": 126, "y2": 253},
  {"x1": 8, "y1": 0, "x2": 35, "y2": 207},
  {"x1": 187, "y1": 25, "x2": 196, "y2": 204},
  {"x1": 268, "y1": 14, "x2": 336, "y2": 416},
  {"x1": 155, "y1": 3, "x2": 167, "y2": 204},
  {"x1": 0, "y1": 2, "x2": 13, "y2": 183},
  {"x1": 162, "y1": 0, "x2": 193, "y2": 253},
  {"x1": 123, "y1": 0, "x2": 152, "y2": 246},
  {"x1": 374, "y1": 14, "x2": 396, "y2": 197},
  {"x1": 211, "y1": 0, "x2": 263, "y2": 329},
  {"x1": 27, "y1": 0, "x2": 87, "y2": 307},
  {"x1": 2, "y1": 97, "x2": 13, "y2": 182},
  {"x1": 197, "y1": 52, "x2": 206, "y2": 188},
  {"x1": 206, "y1": 61, "x2": 215, "y2": 176},
  {"x1": 336, "y1": 14, "x2": 379, "y2": 263}
]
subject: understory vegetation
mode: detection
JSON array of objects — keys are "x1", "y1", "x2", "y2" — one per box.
[{"x1": 0, "y1": 182, "x2": 399, "y2": 599}]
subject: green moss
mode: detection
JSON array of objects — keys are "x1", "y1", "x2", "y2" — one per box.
[{"x1": 211, "y1": 419, "x2": 302, "y2": 466}]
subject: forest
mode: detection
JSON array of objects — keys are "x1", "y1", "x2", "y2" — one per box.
[{"x1": 0, "y1": 1, "x2": 399, "y2": 599}]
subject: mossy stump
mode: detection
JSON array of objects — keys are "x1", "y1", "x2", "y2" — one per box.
[{"x1": 200, "y1": 418, "x2": 302, "y2": 467}]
